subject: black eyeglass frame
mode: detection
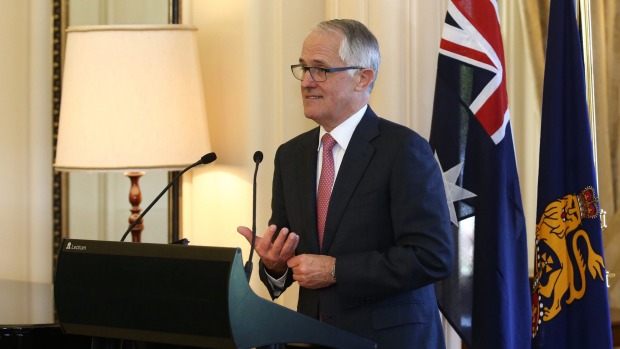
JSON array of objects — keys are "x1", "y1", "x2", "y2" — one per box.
[{"x1": 290, "y1": 64, "x2": 363, "y2": 82}]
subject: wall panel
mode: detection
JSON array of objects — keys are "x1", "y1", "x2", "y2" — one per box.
[{"x1": 0, "y1": 1, "x2": 30, "y2": 281}]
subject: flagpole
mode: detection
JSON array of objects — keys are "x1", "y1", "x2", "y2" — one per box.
[
  {"x1": 577, "y1": 0, "x2": 598, "y2": 190},
  {"x1": 577, "y1": 0, "x2": 607, "y2": 228}
]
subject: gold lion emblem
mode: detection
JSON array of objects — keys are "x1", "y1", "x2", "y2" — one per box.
[{"x1": 531, "y1": 187, "x2": 605, "y2": 337}]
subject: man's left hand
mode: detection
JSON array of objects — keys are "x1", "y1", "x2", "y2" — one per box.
[{"x1": 287, "y1": 254, "x2": 336, "y2": 289}]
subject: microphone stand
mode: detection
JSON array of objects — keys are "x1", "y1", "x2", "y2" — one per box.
[
  {"x1": 120, "y1": 153, "x2": 217, "y2": 242},
  {"x1": 245, "y1": 151, "x2": 263, "y2": 280}
]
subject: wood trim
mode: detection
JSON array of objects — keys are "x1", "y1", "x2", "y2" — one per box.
[{"x1": 52, "y1": 0, "x2": 67, "y2": 270}]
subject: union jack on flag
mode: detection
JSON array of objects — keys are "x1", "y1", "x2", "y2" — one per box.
[
  {"x1": 437, "y1": 0, "x2": 509, "y2": 144},
  {"x1": 430, "y1": 1, "x2": 531, "y2": 348}
]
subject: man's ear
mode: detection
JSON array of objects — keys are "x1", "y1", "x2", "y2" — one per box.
[{"x1": 355, "y1": 68, "x2": 375, "y2": 91}]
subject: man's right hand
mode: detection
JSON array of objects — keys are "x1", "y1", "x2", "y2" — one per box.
[{"x1": 236, "y1": 224, "x2": 299, "y2": 278}]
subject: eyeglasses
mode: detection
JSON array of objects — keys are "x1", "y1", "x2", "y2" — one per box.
[{"x1": 290, "y1": 64, "x2": 363, "y2": 82}]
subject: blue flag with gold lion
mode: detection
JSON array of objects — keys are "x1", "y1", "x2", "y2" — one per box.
[{"x1": 531, "y1": 0, "x2": 613, "y2": 348}]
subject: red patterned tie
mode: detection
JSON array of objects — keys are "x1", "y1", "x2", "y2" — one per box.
[{"x1": 317, "y1": 133, "x2": 337, "y2": 248}]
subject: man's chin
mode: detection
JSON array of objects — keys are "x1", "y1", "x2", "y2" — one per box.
[{"x1": 302, "y1": 109, "x2": 319, "y2": 122}]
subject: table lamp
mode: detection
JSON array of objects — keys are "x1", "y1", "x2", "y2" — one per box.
[{"x1": 54, "y1": 25, "x2": 211, "y2": 242}]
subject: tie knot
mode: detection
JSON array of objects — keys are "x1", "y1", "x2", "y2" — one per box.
[{"x1": 322, "y1": 133, "x2": 337, "y2": 152}]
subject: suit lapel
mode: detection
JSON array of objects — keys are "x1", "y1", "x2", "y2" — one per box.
[{"x1": 321, "y1": 108, "x2": 380, "y2": 253}]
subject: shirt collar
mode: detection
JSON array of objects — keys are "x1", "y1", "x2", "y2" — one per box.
[{"x1": 318, "y1": 104, "x2": 367, "y2": 151}]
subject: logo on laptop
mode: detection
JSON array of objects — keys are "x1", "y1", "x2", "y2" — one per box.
[{"x1": 65, "y1": 242, "x2": 86, "y2": 251}]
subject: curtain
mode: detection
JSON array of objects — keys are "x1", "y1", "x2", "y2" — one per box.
[{"x1": 591, "y1": 0, "x2": 620, "y2": 309}]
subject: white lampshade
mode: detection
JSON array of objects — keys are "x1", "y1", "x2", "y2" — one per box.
[{"x1": 54, "y1": 25, "x2": 211, "y2": 171}]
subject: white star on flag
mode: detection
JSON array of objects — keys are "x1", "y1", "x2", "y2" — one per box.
[{"x1": 435, "y1": 153, "x2": 477, "y2": 226}]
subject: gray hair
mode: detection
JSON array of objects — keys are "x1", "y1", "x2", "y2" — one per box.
[{"x1": 314, "y1": 19, "x2": 381, "y2": 92}]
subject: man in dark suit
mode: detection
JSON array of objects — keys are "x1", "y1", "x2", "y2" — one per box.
[{"x1": 237, "y1": 19, "x2": 454, "y2": 348}]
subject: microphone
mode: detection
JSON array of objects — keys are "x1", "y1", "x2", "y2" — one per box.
[
  {"x1": 244, "y1": 150, "x2": 263, "y2": 280},
  {"x1": 120, "y1": 152, "x2": 217, "y2": 242}
]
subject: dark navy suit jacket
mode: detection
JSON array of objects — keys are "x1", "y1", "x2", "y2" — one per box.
[{"x1": 259, "y1": 106, "x2": 454, "y2": 348}]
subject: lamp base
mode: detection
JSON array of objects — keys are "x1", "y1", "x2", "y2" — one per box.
[{"x1": 125, "y1": 171, "x2": 145, "y2": 242}]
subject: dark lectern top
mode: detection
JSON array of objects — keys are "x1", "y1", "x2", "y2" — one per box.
[{"x1": 54, "y1": 239, "x2": 376, "y2": 349}]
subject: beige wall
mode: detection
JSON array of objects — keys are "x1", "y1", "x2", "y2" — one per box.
[{"x1": 0, "y1": 1, "x2": 52, "y2": 283}]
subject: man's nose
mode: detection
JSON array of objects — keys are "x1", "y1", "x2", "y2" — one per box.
[{"x1": 300, "y1": 70, "x2": 317, "y2": 87}]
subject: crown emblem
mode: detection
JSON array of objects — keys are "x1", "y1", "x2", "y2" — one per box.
[{"x1": 577, "y1": 186, "x2": 599, "y2": 219}]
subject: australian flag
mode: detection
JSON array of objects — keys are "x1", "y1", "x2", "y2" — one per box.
[
  {"x1": 531, "y1": 0, "x2": 613, "y2": 348},
  {"x1": 429, "y1": 1, "x2": 531, "y2": 348}
]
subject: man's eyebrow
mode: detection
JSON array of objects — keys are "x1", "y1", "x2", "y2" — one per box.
[{"x1": 299, "y1": 58, "x2": 328, "y2": 66}]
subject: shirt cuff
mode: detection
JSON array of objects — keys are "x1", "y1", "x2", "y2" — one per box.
[{"x1": 265, "y1": 268, "x2": 288, "y2": 297}]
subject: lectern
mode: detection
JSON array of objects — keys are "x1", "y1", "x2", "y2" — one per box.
[{"x1": 54, "y1": 239, "x2": 376, "y2": 349}]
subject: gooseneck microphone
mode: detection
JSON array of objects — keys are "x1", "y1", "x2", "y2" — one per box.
[
  {"x1": 120, "y1": 152, "x2": 217, "y2": 242},
  {"x1": 244, "y1": 150, "x2": 263, "y2": 280}
]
